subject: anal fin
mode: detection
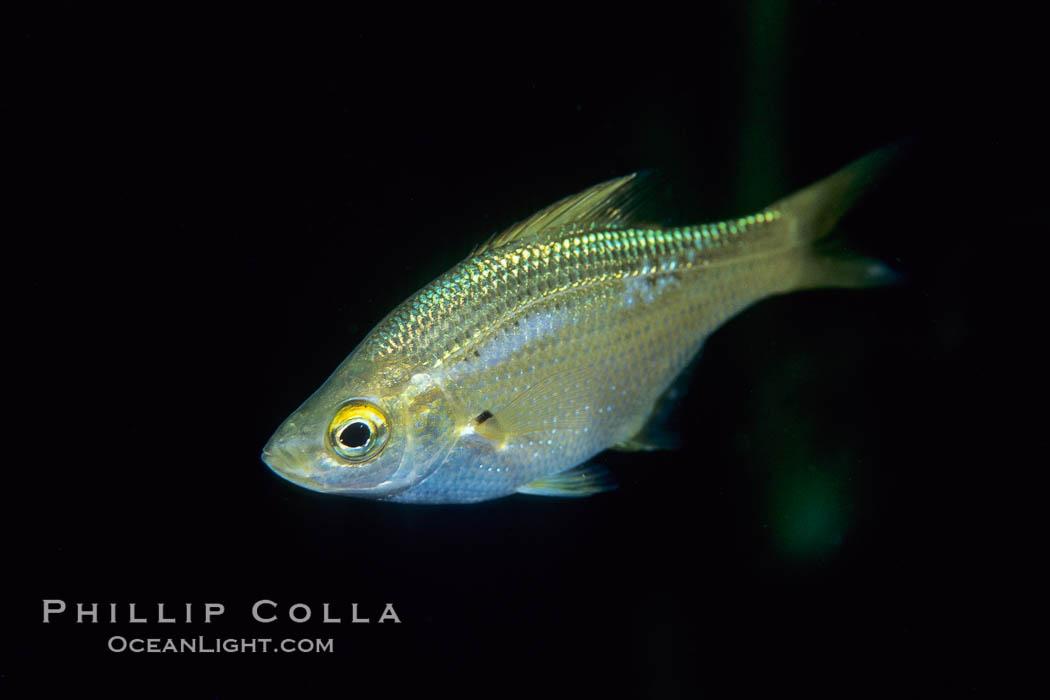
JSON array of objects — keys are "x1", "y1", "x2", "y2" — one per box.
[
  {"x1": 516, "y1": 464, "x2": 617, "y2": 498},
  {"x1": 610, "y1": 357, "x2": 696, "y2": 453}
]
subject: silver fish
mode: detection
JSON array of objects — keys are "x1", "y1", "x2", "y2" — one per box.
[{"x1": 262, "y1": 148, "x2": 896, "y2": 503}]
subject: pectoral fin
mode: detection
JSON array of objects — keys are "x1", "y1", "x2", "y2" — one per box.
[
  {"x1": 471, "y1": 363, "x2": 604, "y2": 446},
  {"x1": 516, "y1": 464, "x2": 617, "y2": 498}
]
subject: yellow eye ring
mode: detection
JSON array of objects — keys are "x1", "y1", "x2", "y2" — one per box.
[{"x1": 328, "y1": 400, "x2": 390, "y2": 463}]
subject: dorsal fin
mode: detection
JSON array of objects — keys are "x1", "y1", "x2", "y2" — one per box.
[{"x1": 473, "y1": 171, "x2": 662, "y2": 255}]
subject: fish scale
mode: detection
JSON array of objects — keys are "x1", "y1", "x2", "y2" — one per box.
[
  {"x1": 369, "y1": 214, "x2": 783, "y2": 361},
  {"x1": 262, "y1": 148, "x2": 897, "y2": 503}
]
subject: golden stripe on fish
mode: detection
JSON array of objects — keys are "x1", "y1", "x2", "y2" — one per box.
[{"x1": 365, "y1": 211, "x2": 784, "y2": 365}]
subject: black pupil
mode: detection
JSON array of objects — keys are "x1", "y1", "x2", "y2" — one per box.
[{"x1": 339, "y1": 421, "x2": 372, "y2": 449}]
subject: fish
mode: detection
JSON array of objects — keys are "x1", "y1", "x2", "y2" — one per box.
[{"x1": 262, "y1": 148, "x2": 898, "y2": 503}]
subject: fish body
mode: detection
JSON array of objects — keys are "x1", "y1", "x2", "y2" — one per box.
[{"x1": 262, "y1": 149, "x2": 896, "y2": 503}]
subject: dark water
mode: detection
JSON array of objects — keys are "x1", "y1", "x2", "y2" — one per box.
[{"x1": 7, "y1": 3, "x2": 1036, "y2": 695}]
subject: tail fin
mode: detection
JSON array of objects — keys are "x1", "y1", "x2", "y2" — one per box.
[
  {"x1": 774, "y1": 145, "x2": 901, "y2": 289},
  {"x1": 776, "y1": 145, "x2": 898, "y2": 245}
]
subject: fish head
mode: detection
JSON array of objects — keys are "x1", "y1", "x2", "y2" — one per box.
[{"x1": 261, "y1": 353, "x2": 456, "y2": 499}]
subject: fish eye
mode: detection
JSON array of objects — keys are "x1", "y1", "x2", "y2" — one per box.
[
  {"x1": 338, "y1": 421, "x2": 372, "y2": 448},
  {"x1": 328, "y1": 400, "x2": 390, "y2": 463}
]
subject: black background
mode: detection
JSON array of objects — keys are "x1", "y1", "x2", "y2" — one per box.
[{"x1": 5, "y1": 2, "x2": 1037, "y2": 696}]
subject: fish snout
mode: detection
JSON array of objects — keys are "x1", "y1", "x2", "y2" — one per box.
[{"x1": 261, "y1": 436, "x2": 321, "y2": 489}]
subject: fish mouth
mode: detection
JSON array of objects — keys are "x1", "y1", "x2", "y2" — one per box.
[{"x1": 261, "y1": 443, "x2": 325, "y2": 491}]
